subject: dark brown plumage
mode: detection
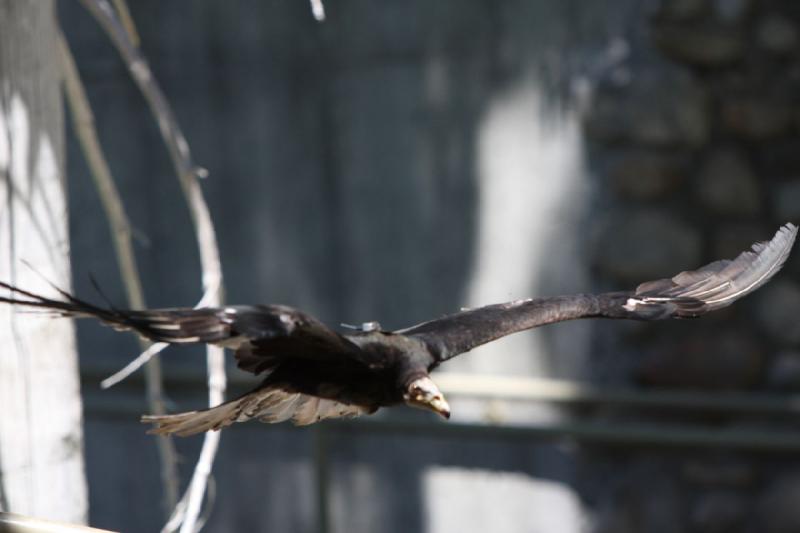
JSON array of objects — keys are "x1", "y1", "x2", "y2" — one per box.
[{"x1": 0, "y1": 223, "x2": 795, "y2": 436}]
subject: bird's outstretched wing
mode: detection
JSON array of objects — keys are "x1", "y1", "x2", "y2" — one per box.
[
  {"x1": 0, "y1": 283, "x2": 363, "y2": 374},
  {"x1": 0, "y1": 284, "x2": 377, "y2": 433},
  {"x1": 403, "y1": 223, "x2": 797, "y2": 362},
  {"x1": 633, "y1": 223, "x2": 797, "y2": 312}
]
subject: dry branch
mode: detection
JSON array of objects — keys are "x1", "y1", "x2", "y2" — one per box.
[
  {"x1": 110, "y1": 0, "x2": 139, "y2": 46},
  {"x1": 309, "y1": 0, "x2": 326, "y2": 21},
  {"x1": 57, "y1": 32, "x2": 180, "y2": 514},
  {"x1": 77, "y1": 1, "x2": 226, "y2": 531}
]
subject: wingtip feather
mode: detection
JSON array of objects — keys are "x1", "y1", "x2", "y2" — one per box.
[{"x1": 634, "y1": 223, "x2": 797, "y2": 316}]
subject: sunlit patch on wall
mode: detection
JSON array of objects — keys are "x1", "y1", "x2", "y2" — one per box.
[
  {"x1": 442, "y1": 79, "x2": 591, "y2": 423},
  {"x1": 422, "y1": 466, "x2": 584, "y2": 533}
]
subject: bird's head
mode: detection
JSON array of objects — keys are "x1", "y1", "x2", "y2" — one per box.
[{"x1": 403, "y1": 376, "x2": 450, "y2": 419}]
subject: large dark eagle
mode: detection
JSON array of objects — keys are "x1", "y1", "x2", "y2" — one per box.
[{"x1": 0, "y1": 224, "x2": 795, "y2": 436}]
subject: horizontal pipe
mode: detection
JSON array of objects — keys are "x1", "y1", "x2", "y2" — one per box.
[
  {"x1": 325, "y1": 417, "x2": 800, "y2": 453},
  {"x1": 81, "y1": 365, "x2": 800, "y2": 415},
  {"x1": 434, "y1": 373, "x2": 800, "y2": 414}
]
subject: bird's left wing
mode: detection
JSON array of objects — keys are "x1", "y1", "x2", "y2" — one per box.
[
  {"x1": 402, "y1": 223, "x2": 797, "y2": 362},
  {"x1": 135, "y1": 306, "x2": 382, "y2": 435},
  {"x1": 143, "y1": 385, "x2": 372, "y2": 436}
]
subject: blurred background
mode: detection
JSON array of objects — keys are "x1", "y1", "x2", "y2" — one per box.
[{"x1": 49, "y1": 0, "x2": 800, "y2": 531}]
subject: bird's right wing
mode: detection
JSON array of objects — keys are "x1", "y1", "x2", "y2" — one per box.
[
  {"x1": 0, "y1": 281, "x2": 365, "y2": 374},
  {"x1": 99, "y1": 303, "x2": 369, "y2": 375},
  {"x1": 220, "y1": 305, "x2": 367, "y2": 374}
]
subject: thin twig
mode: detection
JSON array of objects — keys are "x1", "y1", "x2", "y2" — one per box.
[
  {"x1": 309, "y1": 0, "x2": 326, "y2": 21},
  {"x1": 100, "y1": 341, "x2": 169, "y2": 389},
  {"x1": 57, "y1": 32, "x2": 180, "y2": 516},
  {"x1": 110, "y1": 0, "x2": 139, "y2": 46},
  {"x1": 100, "y1": 276, "x2": 220, "y2": 389},
  {"x1": 163, "y1": 419, "x2": 222, "y2": 533},
  {"x1": 77, "y1": 2, "x2": 226, "y2": 532}
]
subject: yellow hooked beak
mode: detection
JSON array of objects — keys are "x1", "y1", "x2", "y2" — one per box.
[{"x1": 403, "y1": 376, "x2": 451, "y2": 419}]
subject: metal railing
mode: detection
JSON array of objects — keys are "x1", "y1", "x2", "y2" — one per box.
[
  {"x1": 79, "y1": 365, "x2": 800, "y2": 450},
  {"x1": 77, "y1": 365, "x2": 800, "y2": 533}
]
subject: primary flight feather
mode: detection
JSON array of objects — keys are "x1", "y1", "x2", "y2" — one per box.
[{"x1": 0, "y1": 223, "x2": 795, "y2": 436}]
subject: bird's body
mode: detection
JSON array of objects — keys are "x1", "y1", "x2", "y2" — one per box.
[{"x1": 0, "y1": 224, "x2": 796, "y2": 436}]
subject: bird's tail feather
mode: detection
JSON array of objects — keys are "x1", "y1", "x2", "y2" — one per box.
[{"x1": 0, "y1": 280, "x2": 228, "y2": 344}]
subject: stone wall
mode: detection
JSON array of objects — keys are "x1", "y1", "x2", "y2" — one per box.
[{"x1": 583, "y1": 1, "x2": 800, "y2": 531}]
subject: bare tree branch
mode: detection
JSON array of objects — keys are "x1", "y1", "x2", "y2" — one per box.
[
  {"x1": 100, "y1": 341, "x2": 169, "y2": 389},
  {"x1": 110, "y1": 0, "x2": 139, "y2": 46},
  {"x1": 77, "y1": 1, "x2": 226, "y2": 531},
  {"x1": 100, "y1": 284, "x2": 224, "y2": 389},
  {"x1": 57, "y1": 31, "x2": 180, "y2": 516},
  {"x1": 309, "y1": 0, "x2": 326, "y2": 21}
]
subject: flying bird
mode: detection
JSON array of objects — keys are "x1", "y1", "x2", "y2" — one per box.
[{"x1": 0, "y1": 224, "x2": 796, "y2": 436}]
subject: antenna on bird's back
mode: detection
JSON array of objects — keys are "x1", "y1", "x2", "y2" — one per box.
[{"x1": 340, "y1": 321, "x2": 383, "y2": 332}]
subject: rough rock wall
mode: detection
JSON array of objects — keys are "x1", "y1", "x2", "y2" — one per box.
[{"x1": 582, "y1": 1, "x2": 800, "y2": 531}]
